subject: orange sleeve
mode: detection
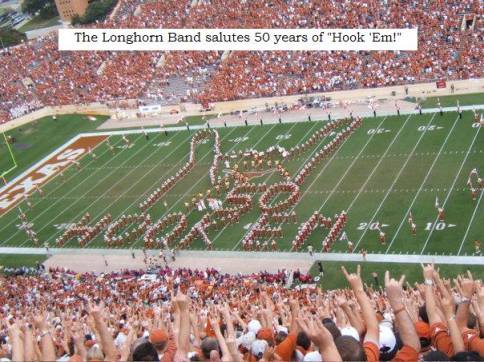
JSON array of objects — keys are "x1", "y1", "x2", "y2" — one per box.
[
  {"x1": 462, "y1": 329, "x2": 484, "y2": 356},
  {"x1": 205, "y1": 318, "x2": 215, "y2": 338},
  {"x1": 363, "y1": 341, "x2": 379, "y2": 362},
  {"x1": 470, "y1": 336, "x2": 484, "y2": 356},
  {"x1": 392, "y1": 345, "x2": 419, "y2": 362},
  {"x1": 161, "y1": 334, "x2": 178, "y2": 362},
  {"x1": 430, "y1": 322, "x2": 454, "y2": 356},
  {"x1": 274, "y1": 333, "x2": 297, "y2": 361}
]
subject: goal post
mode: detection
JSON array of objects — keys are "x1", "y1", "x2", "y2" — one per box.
[{"x1": 0, "y1": 132, "x2": 18, "y2": 184}]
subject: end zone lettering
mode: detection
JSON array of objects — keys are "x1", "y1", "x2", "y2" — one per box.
[{"x1": 0, "y1": 135, "x2": 106, "y2": 215}]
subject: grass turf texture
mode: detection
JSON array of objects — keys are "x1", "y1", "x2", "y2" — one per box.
[
  {"x1": 0, "y1": 114, "x2": 107, "y2": 181},
  {"x1": 0, "y1": 111, "x2": 482, "y2": 258},
  {"x1": 0, "y1": 254, "x2": 47, "y2": 269},
  {"x1": 307, "y1": 261, "x2": 484, "y2": 290},
  {"x1": 405, "y1": 92, "x2": 484, "y2": 109}
]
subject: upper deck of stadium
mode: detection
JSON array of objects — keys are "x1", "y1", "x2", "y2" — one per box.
[{"x1": 0, "y1": 0, "x2": 482, "y2": 123}]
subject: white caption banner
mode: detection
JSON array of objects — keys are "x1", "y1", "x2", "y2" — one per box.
[{"x1": 58, "y1": 28, "x2": 418, "y2": 51}]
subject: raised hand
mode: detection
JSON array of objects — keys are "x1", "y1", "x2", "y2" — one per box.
[
  {"x1": 384, "y1": 271, "x2": 405, "y2": 309},
  {"x1": 454, "y1": 271, "x2": 475, "y2": 300},
  {"x1": 342, "y1": 265, "x2": 364, "y2": 292},
  {"x1": 297, "y1": 315, "x2": 333, "y2": 350},
  {"x1": 421, "y1": 263, "x2": 435, "y2": 281}
]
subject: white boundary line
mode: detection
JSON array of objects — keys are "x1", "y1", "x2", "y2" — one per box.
[
  {"x1": 2, "y1": 105, "x2": 482, "y2": 194},
  {"x1": 5, "y1": 133, "x2": 152, "y2": 245},
  {"x1": 385, "y1": 115, "x2": 462, "y2": 253},
  {"x1": 133, "y1": 122, "x2": 284, "y2": 249},
  {"x1": 54, "y1": 127, "x2": 241, "y2": 247},
  {"x1": 1, "y1": 247, "x2": 483, "y2": 266},
  {"x1": 88, "y1": 124, "x2": 250, "y2": 249},
  {"x1": 352, "y1": 113, "x2": 435, "y2": 250},
  {"x1": 0, "y1": 136, "x2": 124, "y2": 235},
  {"x1": 457, "y1": 190, "x2": 483, "y2": 255},
  {"x1": 420, "y1": 126, "x2": 481, "y2": 254}
]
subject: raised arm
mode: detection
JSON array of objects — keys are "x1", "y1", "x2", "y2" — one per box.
[
  {"x1": 437, "y1": 289, "x2": 464, "y2": 353},
  {"x1": 342, "y1": 265, "x2": 379, "y2": 344},
  {"x1": 385, "y1": 271, "x2": 420, "y2": 353},
  {"x1": 9, "y1": 322, "x2": 24, "y2": 362},
  {"x1": 421, "y1": 263, "x2": 442, "y2": 325},
  {"x1": 22, "y1": 322, "x2": 35, "y2": 362},
  {"x1": 32, "y1": 313, "x2": 56, "y2": 362},
  {"x1": 454, "y1": 272, "x2": 475, "y2": 331},
  {"x1": 174, "y1": 291, "x2": 191, "y2": 355},
  {"x1": 297, "y1": 314, "x2": 341, "y2": 362},
  {"x1": 87, "y1": 302, "x2": 117, "y2": 361}
]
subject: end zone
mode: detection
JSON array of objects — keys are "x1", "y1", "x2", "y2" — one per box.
[{"x1": 0, "y1": 135, "x2": 107, "y2": 215}]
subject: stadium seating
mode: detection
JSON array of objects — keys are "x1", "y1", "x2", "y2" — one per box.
[
  {"x1": 1, "y1": 0, "x2": 481, "y2": 123},
  {"x1": 0, "y1": 263, "x2": 482, "y2": 361}
]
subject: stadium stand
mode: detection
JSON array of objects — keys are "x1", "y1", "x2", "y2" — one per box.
[
  {"x1": 0, "y1": 263, "x2": 483, "y2": 361},
  {"x1": 0, "y1": 0, "x2": 482, "y2": 123}
]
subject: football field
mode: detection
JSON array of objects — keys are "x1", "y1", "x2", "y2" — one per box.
[{"x1": 0, "y1": 111, "x2": 482, "y2": 257}]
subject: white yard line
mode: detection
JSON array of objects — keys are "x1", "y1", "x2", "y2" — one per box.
[
  {"x1": 15, "y1": 132, "x2": 186, "y2": 246},
  {"x1": 211, "y1": 121, "x2": 320, "y2": 246},
  {"x1": 0, "y1": 136, "x2": 121, "y2": 235},
  {"x1": 2, "y1": 134, "x2": 147, "y2": 245},
  {"x1": 232, "y1": 117, "x2": 368, "y2": 251},
  {"x1": 122, "y1": 124, "x2": 276, "y2": 249},
  {"x1": 352, "y1": 113, "x2": 435, "y2": 250},
  {"x1": 420, "y1": 126, "x2": 481, "y2": 254},
  {"x1": 457, "y1": 190, "x2": 483, "y2": 255},
  {"x1": 317, "y1": 117, "x2": 390, "y2": 212},
  {"x1": 67, "y1": 127, "x2": 241, "y2": 248},
  {"x1": 346, "y1": 115, "x2": 417, "y2": 212},
  {"x1": 385, "y1": 115, "x2": 462, "y2": 253}
]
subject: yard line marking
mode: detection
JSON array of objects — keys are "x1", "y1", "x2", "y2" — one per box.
[
  {"x1": 17, "y1": 131, "x2": 190, "y2": 247},
  {"x1": 13, "y1": 132, "x2": 168, "y2": 246},
  {"x1": 0, "y1": 136, "x2": 119, "y2": 235},
  {"x1": 130, "y1": 123, "x2": 282, "y2": 249},
  {"x1": 79, "y1": 126, "x2": 243, "y2": 248},
  {"x1": 212, "y1": 121, "x2": 321, "y2": 247},
  {"x1": 317, "y1": 116, "x2": 391, "y2": 212},
  {"x1": 232, "y1": 121, "x2": 336, "y2": 250},
  {"x1": 346, "y1": 115, "x2": 414, "y2": 212},
  {"x1": 352, "y1": 113, "x2": 435, "y2": 251},
  {"x1": 385, "y1": 115, "x2": 462, "y2": 253},
  {"x1": 420, "y1": 126, "x2": 481, "y2": 254},
  {"x1": 233, "y1": 116, "x2": 376, "y2": 251},
  {"x1": 128, "y1": 124, "x2": 277, "y2": 249},
  {"x1": 457, "y1": 190, "x2": 483, "y2": 255},
  {"x1": 2, "y1": 134, "x2": 149, "y2": 246}
]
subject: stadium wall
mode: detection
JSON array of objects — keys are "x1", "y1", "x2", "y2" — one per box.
[{"x1": 1, "y1": 78, "x2": 482, "y2": 133}]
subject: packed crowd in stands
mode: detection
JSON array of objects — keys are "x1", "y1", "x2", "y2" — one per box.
[
  {"x1": 0, "y1": 0, "x2": 482, "y2": 122},
  {"x1": 0, "y1": 263, "x2": 483, "y2": 361}
]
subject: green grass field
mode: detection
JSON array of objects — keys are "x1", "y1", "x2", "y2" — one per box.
[
  {"x1": 0, "y1": 114, "x2": 107, "y2": 181},
  {"x1": 405, "y1": 92, "x2": 483, "y2": 109},
  {"x1": 0, "y1": 111, "x2": 482, "y2": 260},
  {"x1": 0, "y1": 254, "x2": 46, "y2": 269}
]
